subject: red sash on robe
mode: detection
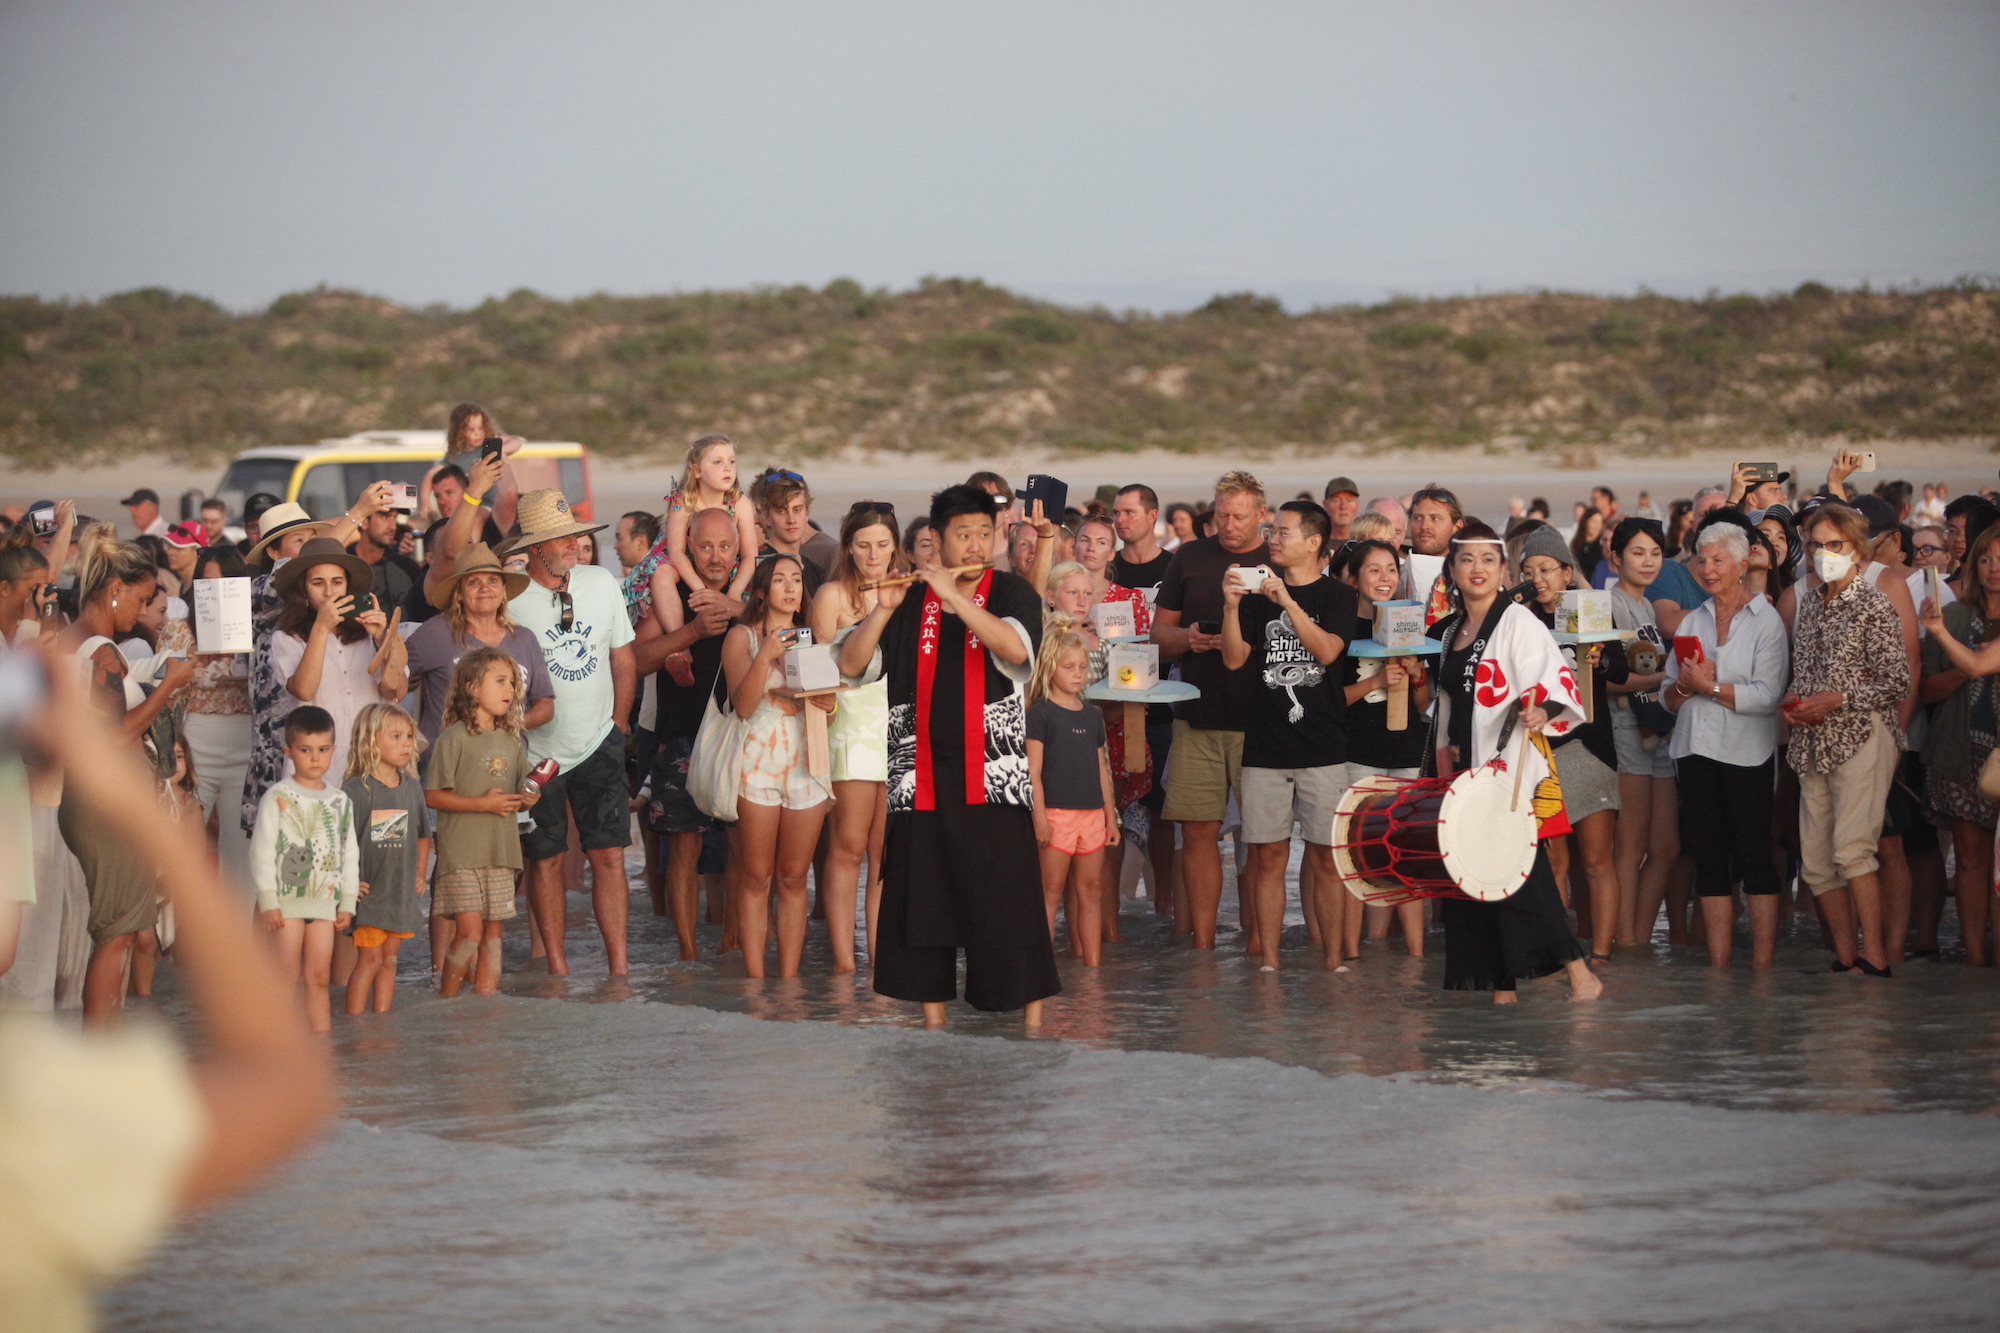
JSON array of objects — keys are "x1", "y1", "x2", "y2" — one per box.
[{"x1": 913, "y1": 570, "x2": 993, "y2": 810}]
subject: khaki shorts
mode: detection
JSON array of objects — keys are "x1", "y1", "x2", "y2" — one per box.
[
  {"x1": 1240, "y1": 763, "x2": 1351, "y2": 846},
  {"x1": 434, "y1": 868, "x2": 518, "y2": 921},
  {"x1": 1158, "y1": 723, "x2": 1245, "y2": 825},
  {"x1": 1797, "y1": 717, "x2": 1899, "y2": 896}
]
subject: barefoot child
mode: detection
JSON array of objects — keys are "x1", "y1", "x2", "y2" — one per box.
[
  {"x1": 1025, "y1": 619, "x2": 1120, "y2": 967},
  {"x1": 662, "y1": 433, "x2": 759, "y2": 602},
  {"x1": 424, "y1": 646, "x2": 533, "y2": 996},
  {"x1": 249, "y1": 706, "x2": 360, "y2": 1032},
  {"x1": 342, "y1": 703, "x2": 430, "y2": 1015}
]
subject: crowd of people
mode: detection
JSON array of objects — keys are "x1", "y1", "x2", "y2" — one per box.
[{"x1": 0, "y1": 406, "x2": 1995, "y2": 1035}]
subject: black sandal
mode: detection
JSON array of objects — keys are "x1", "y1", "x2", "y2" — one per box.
[
  {"x1": 1854, "y1": 958, "x2": 1894, "y2": 978},
  {"x1": 1829, "y1": 958, "x2": 1855, "y2": 973}
]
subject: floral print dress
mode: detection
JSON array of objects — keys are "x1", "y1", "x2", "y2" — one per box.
[
  {"x1": 238, "y1": 572, "x2": 289, "y2": 835},
  {"x1": 1929, "y1": 609, "x2": 1997, "y2": 828}
]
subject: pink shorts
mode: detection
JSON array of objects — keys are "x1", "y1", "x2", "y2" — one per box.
[{"x1": 1045, "y1": 806, "x2": 1107, "y2": 856}]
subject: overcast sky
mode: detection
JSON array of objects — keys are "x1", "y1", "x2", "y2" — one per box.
[{"x1": 3, "y1": 1, "x2": 1996, "y2": 313}]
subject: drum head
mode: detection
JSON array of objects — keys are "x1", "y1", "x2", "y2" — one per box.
[
  {"x1": 1437, "y1": 768, "x2": 1539, "y2": 902},
  {"x1": 1331, "y1": 775, "x2": 1413, "y2": 898}
]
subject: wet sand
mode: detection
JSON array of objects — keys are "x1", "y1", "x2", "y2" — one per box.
[{"x1": 105, "y1": 853, "x2": 2000, "y2": 1332}]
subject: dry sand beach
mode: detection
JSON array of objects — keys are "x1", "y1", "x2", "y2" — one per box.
[{"x1": 6, "y1": 440, "x2": 1993, "y2": 534}]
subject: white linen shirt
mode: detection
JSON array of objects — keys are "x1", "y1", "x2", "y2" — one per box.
[
  {"x1": 1664, "y1": 592, "x2": 1790, "y2": 767},
  {"x1": 266, "y1": 630, "x2": 388, "y2": 786}
]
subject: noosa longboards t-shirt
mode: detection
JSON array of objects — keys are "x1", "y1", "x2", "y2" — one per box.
[{"x1": 508, "y1": 564, "x2": 634, "y2": 769}]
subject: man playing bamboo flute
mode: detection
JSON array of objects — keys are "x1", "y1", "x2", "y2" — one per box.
[{"x1": 839, "y1": 484, "x2": 1060, "y2": 1027}]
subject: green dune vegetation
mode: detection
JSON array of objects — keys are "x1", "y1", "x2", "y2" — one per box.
[{"x1": 0, "y1": 277, "x2": 1993, "y2": 466}]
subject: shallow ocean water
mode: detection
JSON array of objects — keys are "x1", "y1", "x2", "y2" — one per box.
[{"x1": 106, "y1": 857, "x2": 2000, "y2": 1332}]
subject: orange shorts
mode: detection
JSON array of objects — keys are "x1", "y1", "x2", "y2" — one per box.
[
  {"x1": 351, "y1": 926, "x2": 416, "y2": 949},
  {"x1": 1045, "y1": 806, "x2": 1108, "y2": 856}
]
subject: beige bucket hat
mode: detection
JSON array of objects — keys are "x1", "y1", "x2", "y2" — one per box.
[
  {"x1": 427, "y1": 541, "x2": 532, "y2": 610},
  {"x1": 498, "y1": 488, "x2": 603, "y2": 556}
]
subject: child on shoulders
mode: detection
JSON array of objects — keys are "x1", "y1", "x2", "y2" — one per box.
[{"x1": 662, "y1": 434, "x2": 758, "y2": 601}]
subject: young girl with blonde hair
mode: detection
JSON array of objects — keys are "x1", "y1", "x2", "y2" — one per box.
[
  {"x1": 663, "y1": 433, "x2": 760, "y2": 602},
  {"x1": 342, "y1": 703, "x2": 430, "y2": 1014},
  {"x1": 425, "y1": 647, "x2": 533, "y2": 997},
  {"x1": 1024, "y1": 617, "x2": 1119, "y2": 967}
]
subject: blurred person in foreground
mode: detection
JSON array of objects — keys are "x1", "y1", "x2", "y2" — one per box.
[{"x1": 0, "y1": 641, "x2": 333, "y2": 1333}]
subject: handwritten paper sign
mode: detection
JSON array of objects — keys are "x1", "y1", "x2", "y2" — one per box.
[{"x1": 192, "y1": 578, "x2": 252, "y2": 654}]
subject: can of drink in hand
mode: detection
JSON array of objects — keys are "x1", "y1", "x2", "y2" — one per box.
[{"x1": 518, "y1": 759, "x2": 559, "y2": 827}]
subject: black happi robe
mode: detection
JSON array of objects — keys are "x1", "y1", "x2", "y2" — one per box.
[{"x1": 867, "y1": 570, "x2": 1060, "y2": 1011}]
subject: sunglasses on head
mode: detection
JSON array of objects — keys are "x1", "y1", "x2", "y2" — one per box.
[{"x1": 766, "y1": 469, "x2": 804, "y2": 483}]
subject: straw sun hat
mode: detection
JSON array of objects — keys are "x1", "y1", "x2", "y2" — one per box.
[
  {"x1": 497, "y1": 488, "x2": 604, "y2": 556},
  {"x1": 428, "y1": 541, "x2": 532, "y2": 610},
  {"x1": 245, "y1": 501, "x2": 333, "y2": 567}
]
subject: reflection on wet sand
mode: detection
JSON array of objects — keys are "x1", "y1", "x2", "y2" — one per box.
[
  {"x1": 101, "y1": 863, "x2": 2000, "y2": 1332},
  {"x1": 596, "y1": 879, "x2": 2000, "y2": 1115}
]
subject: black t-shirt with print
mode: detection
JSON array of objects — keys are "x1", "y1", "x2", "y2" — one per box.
[{"x1": 1235, "y1": 576, "x2": 1357, "y2": 770}]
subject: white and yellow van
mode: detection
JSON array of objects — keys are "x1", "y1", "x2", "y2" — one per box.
[{"x1": 212, "y1": 430, "x2": 595, "y2": 525}]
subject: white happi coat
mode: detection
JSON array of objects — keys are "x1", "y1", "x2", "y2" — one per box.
[{"x1": 1432, "y1": 601, "x2": 1586, "y2": 824}]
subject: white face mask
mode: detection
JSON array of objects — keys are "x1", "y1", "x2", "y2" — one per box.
[{"x1": 1813, "y1": 548, "x2": 1854, "y2": 583}]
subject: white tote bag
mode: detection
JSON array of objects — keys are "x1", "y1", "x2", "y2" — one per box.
[{"x1": 686, "y1": 661, "x2": 747, "y2": 823}]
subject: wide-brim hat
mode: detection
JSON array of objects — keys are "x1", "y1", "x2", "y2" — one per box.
[
  {"x1": 271, "y1": 536, "x2": 374, "y2": 598},
  {"x1": 246, "y1": 502, "x2": 333, "y2": 567},
  {"x1": 428, "y1": 541, "x2": 531, "y2": 610},
  {"x1": 497, "y1": 488, "x2": 603, "y2": 556}
]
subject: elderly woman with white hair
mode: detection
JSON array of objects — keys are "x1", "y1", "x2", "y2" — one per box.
[{"x1": 1663, "y1": 518, "x2": 1792, "y2": 968}]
